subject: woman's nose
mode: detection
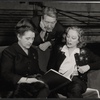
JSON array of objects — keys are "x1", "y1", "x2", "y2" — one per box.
[
  {"x1": 68, "y1": 38, "x2": 71, "y2": 42},
  {"x1": 29, "y1": 39, "x2": 33, "y2": 44}
]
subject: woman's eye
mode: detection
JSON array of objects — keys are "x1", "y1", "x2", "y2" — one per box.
[
  {"x1": 72, "y1": 37, "x2": 76, "y2": 39},
  {"x1": 66, "y1": 36, "x2": 70, "y2": 38},
  {"x1": 26, "y1": 38, "x2": 30, "y2": 40}
]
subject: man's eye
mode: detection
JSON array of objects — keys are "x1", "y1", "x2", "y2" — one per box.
[
  {"x1": 51, "y1": 22, "x2": 55, "y2": 24},
  {"x1": 45, "y1": 21, "x2": 49, "y2": 24}
]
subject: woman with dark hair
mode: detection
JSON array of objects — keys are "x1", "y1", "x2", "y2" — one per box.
[
  {"x1": 47, "y1": 26, "x2": 100, "y2": 98},
  {"x1": 0, "y1": 18, "x2": 49, "y2": 98}
]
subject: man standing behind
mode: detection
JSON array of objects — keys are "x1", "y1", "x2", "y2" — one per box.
[{"x1": 31, "y1": 6, "x2": 65, "y2": 72}]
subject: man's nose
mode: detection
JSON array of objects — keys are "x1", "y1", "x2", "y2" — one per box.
[{"x1": 47, "y1": 23, "x2": 51, "y2": 28}]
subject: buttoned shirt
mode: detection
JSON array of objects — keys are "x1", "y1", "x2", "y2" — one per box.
[{"x1": 59, "y1": 45, "x2": 80, "y2": 80}]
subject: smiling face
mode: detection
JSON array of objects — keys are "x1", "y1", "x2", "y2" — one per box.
[
  {"x1": 18, "y1": 30, "x2": 35, "y2": 49},
  {"x1": 66, "y1": 29, "x2": 79, "y2": 48}
]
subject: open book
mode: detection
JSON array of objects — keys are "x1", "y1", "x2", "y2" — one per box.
[{"x1": 41, "y1": 69, "x2": 71, "y2": 91}]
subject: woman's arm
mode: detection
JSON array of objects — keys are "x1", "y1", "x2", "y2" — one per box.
[
  {"x1": 78, "y1": 48, "x2": 100, "y2": 73},
  {"x1": 87, "y1": 49, "x2": 100, "y2": 70},
  {"x1": 1, "y1": 48, "x2": 21, "y2": 85}
]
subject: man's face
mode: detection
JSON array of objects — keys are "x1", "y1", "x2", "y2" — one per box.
[
  {"x1": 18, "y1": 30, "x2": 35, "y2": 49},
  {"x1": 42, "y1": 15, "x2": 57, "y2": 32}
]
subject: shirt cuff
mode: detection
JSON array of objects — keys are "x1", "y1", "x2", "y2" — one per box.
[
  {"x1": 87, "y1": 65, "x2": 90, "y2": 71},
  {"x1": 18, "y1": 77, "x2": 27, "y2": 84}
]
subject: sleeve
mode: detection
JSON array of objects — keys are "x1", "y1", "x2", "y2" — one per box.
[
  {"x1": 31, "y1": 16, "x2": 44, "y2": 46},
  {"x1": 47, "y1": 45, "x2": 63, "y2": 71},
  {"x1": 0, "y1": 48, "x2": 21, "y2": 85},
  {"x1": 87, "y1": 49, "x2": 100, "y2": 70}
]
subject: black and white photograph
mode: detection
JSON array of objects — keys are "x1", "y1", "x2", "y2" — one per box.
[{"x1": 0, "y1": 0, "x2": 100, "y2": 99}]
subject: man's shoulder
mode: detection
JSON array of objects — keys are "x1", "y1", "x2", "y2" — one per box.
[
  {"x1": 31, "y1": 16, "x2": 41, "y2": 28},
  {"x1": 32, "y1": 16, "x2": 41, "y2": 19},
  {"x1": 54, "y1": 21, "x2": 65, "y2": 32}
]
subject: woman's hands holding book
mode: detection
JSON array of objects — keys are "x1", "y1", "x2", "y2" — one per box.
[{"x1": 18, "y1": 77, "x2": 45, "y2": 84}]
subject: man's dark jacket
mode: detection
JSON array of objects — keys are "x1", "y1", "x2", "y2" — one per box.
[{"x1": 31, "y1": 16, "x2": 65, "y2": 47}]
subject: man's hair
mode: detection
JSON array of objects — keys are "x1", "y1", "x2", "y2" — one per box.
[{"x1": 42, "y1": 6, "x2": 57, "y2": 18}]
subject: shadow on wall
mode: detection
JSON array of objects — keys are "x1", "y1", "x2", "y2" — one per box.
[{"x1": 0, "y1": 36, "x2": 17, "y2": 46}]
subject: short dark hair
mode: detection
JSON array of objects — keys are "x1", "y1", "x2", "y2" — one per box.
[
  {"x1": 15, "y1": 18, "x2": 36, "y2": 36},
  {"x1": 65, "y1": 26, "x2": 86, "y2": 48}
]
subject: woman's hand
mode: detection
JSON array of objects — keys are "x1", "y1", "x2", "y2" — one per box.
[
  {"x1": 18, "y1": 77, "x2": 44, "y2": 84},
  {"x1": 26, "y1": 78, "x2": 44, "y2": 84},
  {"x1": 77, "y1": 65, "x2": 90, "y2": 74}
]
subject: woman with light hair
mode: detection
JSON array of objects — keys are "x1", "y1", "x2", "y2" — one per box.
[{"x1": 47, "y1": 26, "x2": 100, "y2": 98}]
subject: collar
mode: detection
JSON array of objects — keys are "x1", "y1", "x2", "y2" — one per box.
[
  {"x1": 12, "y1": 43, "x2": 30, "y2": 56},
  {"x1": 61, "y1": 45, "x2": 80, "y2": 56}
]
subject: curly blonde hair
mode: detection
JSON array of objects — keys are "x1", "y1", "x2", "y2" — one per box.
[{"x1": 65, "y1": 26, "x2": 86, "y2": 48}]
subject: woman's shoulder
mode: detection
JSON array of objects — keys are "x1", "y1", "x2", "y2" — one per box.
[
  {"x1": 80, "y1": 47, "x2": 88, "y2": 53},
  {"x1": 80, "y1": 47, "x2": 93, "y2": 53},
  {"x1": 80, "y1": 47, "x2": 97, "y2": 57},
  {"x1": 2, "y1": 43, "x2": 18, "y2": 55}
]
